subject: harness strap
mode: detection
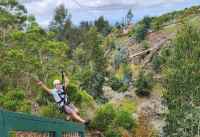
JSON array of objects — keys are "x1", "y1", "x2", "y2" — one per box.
[
  {"x1": 56, "y1": 89, "x2": 70, "y2": 106},
  {"x1": 56, "y1": 99, "x2": 63, "y2": 104}
]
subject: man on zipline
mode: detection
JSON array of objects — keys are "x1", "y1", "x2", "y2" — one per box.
[{"x1": 36, "y1": 72, "x2": 89, "y2": 125}]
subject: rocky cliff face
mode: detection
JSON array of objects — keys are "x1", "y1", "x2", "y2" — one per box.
[{"x1": 102, "y1": 84, "x2": 167, "y2": 136}]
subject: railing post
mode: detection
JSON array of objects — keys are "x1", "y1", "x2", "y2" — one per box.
[
  {"x1": 79, "y1": 132, "x2": 84, "y2": 137},
  {"x1": 55, "y1": 131, "x2": 62, "y2": 137},
  {"x1": 49, "y1": 132, "x2": 55, "y2": 137},
  {"x1": 0, "y1": 108, "x2": 8, "y2": 137}
]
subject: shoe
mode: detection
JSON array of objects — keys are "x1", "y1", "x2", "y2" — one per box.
[{"x1": 84, "y1": 120, "x2": 91, "y2": 127}]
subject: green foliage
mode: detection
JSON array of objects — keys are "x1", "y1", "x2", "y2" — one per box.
[
  {"x1": 152, "y1": 55, "x2": 163, "y2": 72},
  {"x1": 138, "y1": 16, "x2": 152, "y2": 31},
  {"x1": 163, "y1": 24, "x2": 200, "y2": 137},
  {"x1": 132, "y1": 16, "x2": 152, "y2": 42},
  {"x1": 92, "y1": 103, "x2": 116, "y2": 131},
  {"x1": 134, "y1": 23, "x2": 147, "y2": 42},
  {"x1": 152, "y1": 57, "x2": 163, "y2": 73},
  {"x1": 1, "y1": 2, "x2": 108, "y2": 104},
  {"x1": 39, "y1": 102, "x2": 65, "y2": 119},
  {"x1": 49, "y1": 4, "x2": 71, "y2": 38},
  {"x1": 72, "y1": 27, "x2": 107, "y2": 97},
  {"x1": 109, "y1": 76, "x2": 123, "y2": 90},
  {"x1": 113, "y1": 109, "x2": 135, "y2": 130},
  {"x1": 122, "y1": 63, "x2": 133, "y2": 84},
  {"x1": 67, "y1": 83, "x2": 93, "y2": 106},
  {"x1": 105, "y1": 126, "x2": 121, "y2": 137},
  {"x1": 142, "y1": 40, "x2": 149, "y2": 49},
  {"x1": 94, "y1": 16, "x2": 112, "y2": 36},
  {"x1": 0, "y1": 89, "x2": 31, "y2": 113},
  {"x1": 92, "y1": 103, "x2": 136, "y2": 136},
  {"x1": 126, "y1": 9, "x2": 134, "y2": 24},
  {"x1": 151, "y1": 5, "x2": 200, "y2": 31},
  {"x1": 0, "y1": 0, "x2": 27, "y2": 27},
  {"x1": 119, "y1": 99, "x2": 137, "y2": 113},
  {"x1": 65, "y1": 82, "x2": 96, "y2": 117},
  {"x1": 36, "y1": 91, "x2": 52, "y2": 106},
  {"x1": 152, "y1": 48, "x2": 171, "y2": 72},
  {"x1": 118, "y1": 84, "x2": 129, "y2": 93},
  {"x1": 152, "y1": 17, "x2": 164, "y2": 31},
  {"x1": 0, "y1": 22, "x2": 70, "y2": 88},
  {"x1": 48, "y1": 7, "x2": 108, "y2": 99},
  {"x1": 75, "y1": 67, "x2": 105, "y2": 97},
  {"x1": 113, "y1": 47, "x2": 128, "y2": 69},
  {"x1": 151, "y1": 14, "x2": 169, "y2": 30},
  {"x1": 109, "y1": 63, "x2": 132, "y2": 92},
  {"x1": 0, "y1": 2, "x2": 73, "y2": 100},
  {"x1": 115, "y1": 22, "x2": 122, "y2": 30},
  {"x1": 142, "y1": 16, "x2": 152, "y2": 28},
  {"x1": 135, "y1": 71, "x2": 153, "y2": 96},
  {"x1": 108, "y1": 76, "x2": 128, "y2": 92}
]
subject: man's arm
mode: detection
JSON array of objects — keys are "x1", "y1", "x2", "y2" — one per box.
[
  {"x1": 37, "y1": 81, "x2": 52, "y2": 94},
  {"x1": 63, "y1": 72, "x2": 69, "y2": 91}
]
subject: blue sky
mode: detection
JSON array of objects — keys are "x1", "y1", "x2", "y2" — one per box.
[{"x1": 20, "y1": 0, "x2": 200, "y2": 27}]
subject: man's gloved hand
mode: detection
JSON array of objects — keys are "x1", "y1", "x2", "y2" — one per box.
[{"x1": 37, "y1": 80, "x2": 43, "y2": 86}]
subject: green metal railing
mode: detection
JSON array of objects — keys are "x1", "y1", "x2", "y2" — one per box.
[{"x1": 0, "y1": 108, "x2": 85, "y2": 137}]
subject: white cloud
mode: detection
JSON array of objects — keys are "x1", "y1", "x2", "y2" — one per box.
[
  {"x1": 21, "y1": 0, "x2": 187, "y2": 19},
  {"x1": 22, "y1": 0, "x2": 187, "y2": 12},
  {"x1": 23, "y1": 0, "x2": 56, "y2": 16},
  {"x1": 68, "y1": 0, "x2": 187, "y2": 9},
  {"x1": 19, "y1": 0, "x2": 189, "y2": 27}
]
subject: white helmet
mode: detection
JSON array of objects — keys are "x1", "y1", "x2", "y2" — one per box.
[{"x1": 53, "y1": 79, "x2": 61, "y2": 86}]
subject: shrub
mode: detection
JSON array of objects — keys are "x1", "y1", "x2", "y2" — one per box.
[
  {"x1": 152, "y1": 49, "x2": 170, "y2": 72},
  {"x1": 113, "y1": 47, "x2": 129, "y2": 69},
  {"x1": 152, "y1": 21, "x2": 162, "y2": 31},
  {"x1": 113, "y1": 109, "x2": 136, "y2": 130},
  {"x1": 92, "y1": 103, "x2": 136, "y2": 136},
  {"x1": 92, "y1": 103, "x2": 116, "y2": 131},
  {"x1": 0, "y1": 89, "x2": 31, "y2": 113},
  {"x1": 109, "y1": 76, "x2": 124, "y2": 91},
  {"x1": 122, "y1": 63, "x2": 133, "y2": 85},
  {"x1": 142, "y1": 40, "x2": 149, "y2": 49},
  {"x1": 118, "y1": 84, "x2": 129, "y2": 93},
  {"x1": 131, "y1": 16, "x2": 152, "y2": 42},
  {"x1": 135, "y1": 71, "x2": 153, "y2": 96},
  {"x1": 152, "y1": 56, "x2": 160, "y2": 72},
  {"x1": 36, "y1": 91, "x2": 51, "y2": 106},
  {"x1": 67, "y1": 83, "x2": 93, "y2": 106},
  {"x1": 142, "y1": 16, "x2": 152, "y2": 29},
  {"x1": 135, "y1": 23, "x2": 147, "y2": 42},
  {"x1": 74, "y1": 66, "x2": 105, "y2": 97},
  {"x1": 119, "y1": 99, "x2": 137, "y2": 113},
  {"x1": 108, "y1": 76, "x2": 128, "y2": 92},
  {"x1": 39, "y1": 103, "x2": 65, "y2": 119},
  {"x1": 105, "y1": 126, "x2": 121, "y2": 137}
]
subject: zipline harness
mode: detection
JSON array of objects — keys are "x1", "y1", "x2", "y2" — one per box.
[{"x1": 55, "y1": 71, "x2": 70, "y2": 108}]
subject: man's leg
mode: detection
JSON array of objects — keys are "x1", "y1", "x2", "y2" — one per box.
[
  {"x1": 69, "y1": 104, "x2": 80, "y2": 115},
  {"x1": 64, "y1": 105, "x2": 85, "y2": 123},
  {"x1": 70, "y1": 112, "x2": 85, "y2": 123}
]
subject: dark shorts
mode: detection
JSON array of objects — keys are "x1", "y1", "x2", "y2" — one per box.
[{"x1": 60, "y1": 104, "x2": 78, "y2": 114}]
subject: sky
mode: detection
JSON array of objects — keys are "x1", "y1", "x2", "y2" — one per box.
[{"x1": 19, "y1": 0, "x2": 200, "y2": 27}]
